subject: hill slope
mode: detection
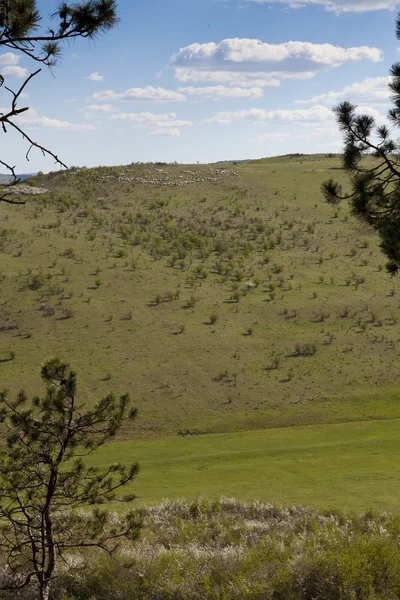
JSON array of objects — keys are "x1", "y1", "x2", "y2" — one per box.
[{"x1": 1, "y1": 155, "x2": 399, "y2": 439}]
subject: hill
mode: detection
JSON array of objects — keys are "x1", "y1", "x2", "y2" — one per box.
[
  {"x1": 0, "y1": 154, "x2": 399, "y2": 444},
  {"x1": 0, "y1": 173, "x2": 37, "y2": 184}
]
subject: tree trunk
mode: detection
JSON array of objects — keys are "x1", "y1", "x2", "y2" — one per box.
[{"x1": 40, "y1": 580, "x2": 51, "y2": 600}]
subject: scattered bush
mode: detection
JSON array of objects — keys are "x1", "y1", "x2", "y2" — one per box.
[{"x1": 294, "y1": 342, "x2": 317, "y2": 356}]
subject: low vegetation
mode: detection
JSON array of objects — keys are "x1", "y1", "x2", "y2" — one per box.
[{"x1": 1, "y1": 498, "x2": 399, "y2": 599}]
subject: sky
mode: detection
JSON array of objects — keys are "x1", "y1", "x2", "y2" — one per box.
[{"x1": 1, "y1": 0, "x2": 400, "y2": 171}]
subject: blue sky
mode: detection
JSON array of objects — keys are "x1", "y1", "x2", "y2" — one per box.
[{"x1": 2, "y1": 0, "x2": 400, "y2": 171}]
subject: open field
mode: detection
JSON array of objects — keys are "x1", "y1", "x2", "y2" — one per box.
[
  {"x1": 87, "y1": 418, "x2": 400, "y2": 511},
  {"x1": 2, "y1": 153, "x2": 400, "y2": 508}
]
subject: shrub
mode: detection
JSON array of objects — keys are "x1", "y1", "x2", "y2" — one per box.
[
  {"x1": 294, "y1": 342, "x2": 317, "y2": 356},
  {"x1": 46, "y1": 499, "x2": 400, "y2": 600},
  {"x1": 28, "y1": 271, "x2": 47, "y2": 290}
]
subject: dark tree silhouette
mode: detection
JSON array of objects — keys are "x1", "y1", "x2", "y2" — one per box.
[
  {"x1": 0, "y1": 357, "x2": 140, "y2": 600},
  {"x1": 0, "y1": 1, "x2": 118, "y2": 203},
  {"x1": 321, "y1": 13, "x2": 400, "y2": 275}
]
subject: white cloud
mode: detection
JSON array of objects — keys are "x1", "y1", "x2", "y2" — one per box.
[
  {"x1": 206, "y1": 105, "x2": 334, "y2": 124},
  {"x1": 206, "y1": 104, "x2": 385, "y2": 125},
  {"x1": 107, "y1": 111, "x2": 192, "y2": 137},
  {"x1": 86, "y1": 72, "x2": 104, "y2": 81},
  {"x1": 90, "y1": 86, "x2": 186, "y2": 102},
  {"x1": 296, "y1": 76, "x2": 391, "y2": 106},
  {"x1": 171, "y1": 38, "x2": 382, "y2": 72},
  {"x1": 108, "y1": 111, "x2": 192, "y2": 126},
  {"x1": 158, "y1": 119, "x2": 192, "y2": 127},
  {"x1": 148, "y1": 128, "x2": 181, "y2": 136},
  {"x1": 171, "y1": 39, "x2": 382, "y2": 88},
  {"x1": 174, "y1": 68, "x2": 282, "y2": 87},
  {"x1": 32, "y1": 117, "x2": 96, "y2": 131},
  {"x1": 177, "y1": 85, "x2": 264, "y2": 99},
  {"x1": 302, "y1": 125, "x2": 342, "y2": 137},
  {"x1": 2, "y1": 65, "x2": 27, "y2": 78},
  {"x1": 20, "y1": 92, "x2": 30, "y2": 99},
  {"x1": 84, "y1": 104, "x2": 115, "y2": 114},
  {"x1": 240, "y1": 0, "x2": 398, "y2": 13},
  {"x1": 0, "y1": 53, "x2": 19, "y2": 66},
  {"x1": 15, "y1": 108, "x2": 95, "y2": 131}
]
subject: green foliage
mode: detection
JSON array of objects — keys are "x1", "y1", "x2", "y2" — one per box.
[
  {"x1": 0, "y1": 1, "x2": 118, "y2": 67},
  {"x1": 322, "y1": 14, "x2": 400, "y2": 275},
  {"x1": 0, "y1": 358, "x2": 139, "y2": 599}
]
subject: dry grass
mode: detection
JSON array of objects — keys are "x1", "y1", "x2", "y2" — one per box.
[{"x1": 4, "y1": 497, "x2": 399, "y2": 599}]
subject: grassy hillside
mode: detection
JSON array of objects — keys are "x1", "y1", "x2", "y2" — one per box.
[{"x1": 1, "y1": 154, "x2": 400, "y2": 441}]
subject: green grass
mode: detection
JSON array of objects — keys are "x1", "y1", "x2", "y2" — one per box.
[
  {"x1": 1, "y1": 155, "x2": 399, "y2": 439},
  {"x1": 2, "y1": 154, "x2": 400, "y2": 509},
  {"x1": 88, "y1": 418, "x2": 400, "y2": 511}
]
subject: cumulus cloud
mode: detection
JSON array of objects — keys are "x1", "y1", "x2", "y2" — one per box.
[
  {"x1": 148, "y1": 128, "x2": 181, "y2": 136},
  {"x1": 108, "y1": 111, "x2": 191, "y2": 125},
  {"x1": 174, "y1": 68, "x2": 282, "y2": 87},
  {"x1": 90, "y1": 86, "x2": 186, "y2": 102},
  {"x1": 107, "y1": 111, "x2": 192, "y2": 136},
  {"x1": 171, "y1": 39, "x2": 382, "y2": 87},
  {"x1": 171, "y1": 38, "x2": 382, "y2": 70},
  {"x1": 206, "y1": 104, "x2": 385, "y2": 125},
  {"x1": 296, "y1": 76, "x2": 391, "y2": 106},
  {"x1": 85, "y1": 103, "x2": 115, "y2": 112},
  {"x1": 0, "y1": 53, "x2": 19, "y2": 66},
  {"x1": 2, "y1": 65, "x2": 27, "y2": 78},
  {"x1": 16, "y1": 108, "x2": 95, "y2": 131},
  {"x1": 83, "y1": 104, "x2": 115, "y2": 117},
  {"x1": 240, "y1": 0, "x2": 398, "y2": 13},
  {"x1": 31, "y1": 117, "x2": 96, "y2": 131},
  {"x1": 86, "y1": 72, "x2": 104, "y2": 81},
  {"x1": 206, "y1": 105, "x2": 334, "y2": 124},
  {"x1": 177, "y1": 85, "x2": 263, "y2": 99}
]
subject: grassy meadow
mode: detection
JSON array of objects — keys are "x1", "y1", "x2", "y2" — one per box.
[
  {"x1": 1, "y1": 153, "x2": 400, "y2": 508},
  {"x1": 86, "y1": 418, "x2": 400, "y2": 511}
]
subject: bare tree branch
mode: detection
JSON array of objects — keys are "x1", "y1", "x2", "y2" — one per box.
[{"x1": 0, "y1": 1, "x2": 119, "y2": 207}]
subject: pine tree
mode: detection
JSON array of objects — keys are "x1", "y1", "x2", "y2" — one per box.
[
  {"x1": 0, "y1": 1, "x2": 119, "y2": 203},
  {"x1": 0, "y1": 357, "x2": 139, "y2": 600},
  {"x1": 321, "y1": 13, "x2": 400, "y2": 275}
]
